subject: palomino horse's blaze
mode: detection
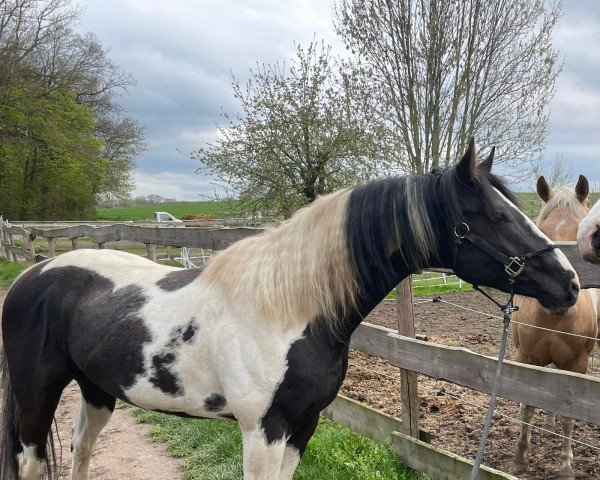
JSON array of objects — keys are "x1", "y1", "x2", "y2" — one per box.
[
  {"x1": 512, "y1": 175, "x2": 599, "y2": 479},
  {"x1": 0, "y1": 140, "x2": 579, "y2": 480}
]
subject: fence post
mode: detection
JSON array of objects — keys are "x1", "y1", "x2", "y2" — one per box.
[
  {"x1": 396, "y1": 276, "x2": 420, "y2": 438},
  {"x1": 71, "y1": 238, "x2": 80, "y2": 250},
  {"x1": 146, "y1": 243, "x2": 157, "y2": 262},
  {"x1": 24, "y1": 232, "x2": 35, "y2": 258},
  {"x1": 47, "y1": 238, "x2": 56, "y2": 257},
  {"x1": 0, "y1": 218, "x2": 4, "y2": 259}
]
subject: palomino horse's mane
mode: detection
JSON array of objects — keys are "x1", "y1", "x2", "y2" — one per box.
[
  {"x1": 202, "y1": 167, "x2": 515, "y2": 331},
  {"x1": 537, "y1": 187, "x2": 589, "y2": 227}
]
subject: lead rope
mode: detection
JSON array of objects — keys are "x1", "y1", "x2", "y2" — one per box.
[{"x1": 469, "y1": 283, "x2": 518, "y2": 480}]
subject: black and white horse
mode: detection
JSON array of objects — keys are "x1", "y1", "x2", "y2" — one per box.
[{"x1": 1, "y1": 140, "x2": 579, "y2": 480}]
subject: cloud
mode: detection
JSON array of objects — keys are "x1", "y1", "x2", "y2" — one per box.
[
  {"x1": 133, "y1": 171, "x2": 223, "y2": 200},
  {"x1": 77, "y1": 0, "x2": 600, "y2": 199}
]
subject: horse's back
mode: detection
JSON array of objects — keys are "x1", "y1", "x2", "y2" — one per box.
[{"x1": 1, "y1": 249, "x2": 186, "y2": 398}]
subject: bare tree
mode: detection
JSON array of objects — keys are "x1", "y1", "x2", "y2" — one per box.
[
  {"x1": 529, "y1": 153, "x2": 573, "y2": 189},
  {"x1": 334, "y1": 0, "x2": 562, "y2": 174},
  {"x1": 0, "y1": 0, "x2": 80, "y2": 85},
  {"x1": 193, "y1": 40, "x2": 385, "y2": 218}
]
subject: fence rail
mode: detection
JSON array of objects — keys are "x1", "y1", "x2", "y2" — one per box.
[
  {"x1": 0, "y1": 219, "x2": 264, "y2": 262},
  {"x1": 350, "y1": 322, "x2": 600, "y2": 426}
]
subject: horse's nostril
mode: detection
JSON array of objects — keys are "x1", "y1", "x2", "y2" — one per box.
[{"x1": 571, "y1": 279, "x2": 580, "y2": 294}]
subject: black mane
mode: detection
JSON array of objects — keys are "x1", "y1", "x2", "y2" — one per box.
[{"x1": 345, "y1": 165, "x2": 519, "y2": 294}]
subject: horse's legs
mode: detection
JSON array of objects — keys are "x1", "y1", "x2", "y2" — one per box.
[
  {"x1": 278, "y1": 414, "x2": 320, "y2": 480},
  {"x1": 543, "y1": 412, "x2": 556, "y2": 433},
  {"x1": 557, "y1": 416, "x2": 575, "y2": 479},
  {"x1": 241, "y1": 426, "x2": 287, "y2": 480},
  {"x1": 15, "y1": 378, "x2": 70, "y2": 480},
  {"x1": 70, "y1": 377, "x2": 116, "y2": 480},
  {"x1": 513, "y1": 403, "x2": 535, "y2": 475},
  {"x1": 554, "y1": 354, "x2": 588, "y2": 480}
]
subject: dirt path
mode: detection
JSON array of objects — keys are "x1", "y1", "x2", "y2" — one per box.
[{"x1": 0, "y1": 289, "x2": 183, "y2": 480}]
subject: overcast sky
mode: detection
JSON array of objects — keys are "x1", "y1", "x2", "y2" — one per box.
[{"x1": 77, "y1": 0, "x2": 600, "y2": 200}]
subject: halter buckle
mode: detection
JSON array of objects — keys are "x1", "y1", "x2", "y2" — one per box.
[
  {"x1": 454, "y1": 222, "x2": 469, "y2": 239},
  {"x1": 505, "y1": 257, "x2": 525, "y2": 278}
]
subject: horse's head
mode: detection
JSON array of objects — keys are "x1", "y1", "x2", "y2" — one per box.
[
  {"x1": 536, "y1": 175, "x2": 589, "y2": 241},
  {"x1": 577, "y1": 197, "x2": 600, "y2": 264},
  {"x1": 441, "y1": 140, "x2": 579, "y2": 314}
]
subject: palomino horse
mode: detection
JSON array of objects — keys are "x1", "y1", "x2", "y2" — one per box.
[
  {"x1": 0, "y1": 141, "x2": 579, "y2": 480},
  {"x1": 512, "y1": 175, "x2": 598, "y2": 479},
  {"x1": 578, "y1": 193, "x2": 600, "y2": 263}
]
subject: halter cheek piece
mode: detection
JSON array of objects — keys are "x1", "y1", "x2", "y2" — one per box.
[
  {"x1": 453, "y1": 222, "x2": 557, "y2": 281},
  {"x1": 453, "y1": 222, "x2": 557, "y2": 310}
]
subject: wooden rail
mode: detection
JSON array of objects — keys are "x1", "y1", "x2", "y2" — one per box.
[
  {"x1": 349, "y1": 322, "x2": 600, "y2": 426},
  {"x1": 0, "y1": 221, "x2": 264, "y2": 262}
]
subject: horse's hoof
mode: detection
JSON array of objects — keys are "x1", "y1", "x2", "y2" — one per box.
[
  {"x1": 512, "y1": 462, "x2": 527, "y2": 475},
  {"x1": 556, "y1": 468, "x2": 575, "y2": 480}
]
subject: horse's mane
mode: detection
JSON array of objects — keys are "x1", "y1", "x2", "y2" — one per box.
[
  {"x1": 537, "y1": 187, "x2": 588, "y2": 227},
  {"x1": 201, "y1": 165, "x2": 516, "y2": 331},
  {"x1": 202, "y1": 190, "x2": 357, "y2": 331}
]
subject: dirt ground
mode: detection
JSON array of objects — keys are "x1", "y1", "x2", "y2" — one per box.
[
  {"x1": 342, "y1": 292, "x2": 600, "y2": 480},
  {"x1": 0, "y1": 290, "x2": 183, "y2": 480}
]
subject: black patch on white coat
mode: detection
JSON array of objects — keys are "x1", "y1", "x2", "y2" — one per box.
[
  {"x1": 204, "y1": 393, "x2": 227, "y2": 412},
  {"x1": 156, "y1": 268, "x2": 203, "y2": 291},
  {"x1": 166, "y1": 318, "x2": 199, "y2": 348},
  {"x1": 149, "y1": 352, "x2": 182, "y2": 395},
  {"x1": 3, "y1": 264, "x2": 152, "y2": 402},
  {"x1": 147, "y1": 318, "x2": 200, "y2": 395},
  {"x1": 259, "y1": 322, "x2": 350, "y2": 449}
]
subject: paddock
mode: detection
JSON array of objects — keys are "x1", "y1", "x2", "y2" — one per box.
[{"x1": 1, "y1": 219, "x2": 599, "y2": 479}]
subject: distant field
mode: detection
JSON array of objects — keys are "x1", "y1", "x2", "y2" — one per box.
[
  {"x1": 96, "y1": 191, "x2": 597, "y2": 222},
  {"x1": 97, "y1": 200, "x2": 240, "y2": 221}
]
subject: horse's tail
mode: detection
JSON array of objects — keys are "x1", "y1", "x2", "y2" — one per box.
[{"x1": 0, "y1": 350, "x2": 20, "y2": 480}]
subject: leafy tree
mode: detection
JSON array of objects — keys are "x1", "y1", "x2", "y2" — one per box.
[
  {"x1": 0, "y1": 0, "x2": 145, "y2": 217},
  {"x1": 193, "y1": 40, "x2": 385, "y2": 218},
  {"x1": 0, "y1": 85, "x2": 106, "y2": 219},
  {"x1": 334, "y1": 0, "x2": 562, "y2": 174}
]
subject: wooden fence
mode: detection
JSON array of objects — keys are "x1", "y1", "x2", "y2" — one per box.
[
  {"x1": 0, "y1": 219, "x2": 263, "y2": 262},
  {"x1": 2, "y1": 219, "x2": 599, "y2": 479}
]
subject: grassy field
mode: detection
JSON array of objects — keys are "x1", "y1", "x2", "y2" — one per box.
[
  {"x1": 129, "y1": 407, "x2": 421, "y2": 480},
  {"x1": 97, "y1": 192, "x2": 556, "y2": 222},
  {"x1": 0, "y1": 258, "x2": 28, "y2": 287},
  {"x1": 97, "y1": 200, "x2": 239, "y2": 221}
]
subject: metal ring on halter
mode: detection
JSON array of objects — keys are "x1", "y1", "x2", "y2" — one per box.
[{"x1": 454, "y1": 222, "x2": 469, "y2": 239}]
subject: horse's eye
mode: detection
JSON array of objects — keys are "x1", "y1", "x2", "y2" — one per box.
[{"x1": 492, "y1": 212, "x2": 508, "y2": 224}]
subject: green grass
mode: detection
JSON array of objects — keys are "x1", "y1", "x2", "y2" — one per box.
[
  {"x1": 97, "y1": 200, "x2": 239, "y2": 221},
  {"x1": 0, "y1": 258, "x2": 29, "y2": 287},
  {"x1": 386, "y1": 272, "x2": 472, "y2": 299},
  {"x1": 128, "y1": 407, "x2": 419, "y2": 480}
]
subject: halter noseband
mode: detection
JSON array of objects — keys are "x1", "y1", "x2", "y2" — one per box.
[{"x1": 453, "y1": 222, "x2": 557, "y2": 281}]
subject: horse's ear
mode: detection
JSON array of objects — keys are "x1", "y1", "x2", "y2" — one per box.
[
  {"x1": 536, "y1": 176, "x2": 553, "y2": 202},
  {"x1": 575, "y1": 174, "x2": 589, "y2": 203},
  {"x1": 478, "y1": 146, "x2": 495, "y2": 173},
  {"x1": 456, "y1": 137, "x2": 477, "y2": 181}
]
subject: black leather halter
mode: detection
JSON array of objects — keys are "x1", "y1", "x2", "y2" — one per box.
[{"x1": 453, "y1": 222, "x2": 557, "y2": 281}]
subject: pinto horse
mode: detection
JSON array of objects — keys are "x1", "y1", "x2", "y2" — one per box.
[
  {"x1": 512, "y1": 175, "x2": 599, "y2": 479},
  {"x1": 0, "y1": 140, "x2": 579, "y2": 480}
]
